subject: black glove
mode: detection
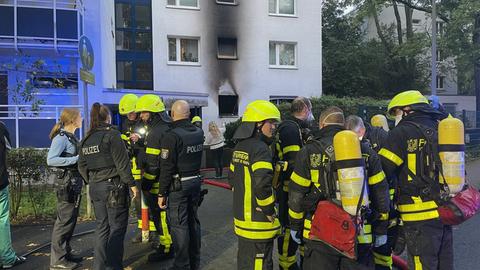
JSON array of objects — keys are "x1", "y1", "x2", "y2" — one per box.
[{"x1": 141, "y1": 179, "x2": 154, "y2": 191}]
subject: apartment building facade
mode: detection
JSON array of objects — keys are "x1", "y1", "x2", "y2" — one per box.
[{"x1": 87, "y1": 0, "x2": 322, "y2": 127}]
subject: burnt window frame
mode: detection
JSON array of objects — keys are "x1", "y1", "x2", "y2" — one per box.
[
  {"x1": 218, "y1": 94, "x2": 239, "y2": 118},
  {"x1": 217, "y1": 37, "x2": 238, "y2": 60}
]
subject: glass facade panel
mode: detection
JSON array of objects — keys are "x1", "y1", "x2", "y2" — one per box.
[
  {"x1": 115, "y1": 3, "x2": 132, "y2": 28},
  {"x1": 0, "y1": 6, "x2": 14, "y2": 36},
  {"x1": 117, "y1": 61, "x2": 133, "y2": 81},
  {"x1": 17, "y1": 7, "x2": 54, "y2": 37},
  {"x1": 135, "y1": 5, "x2": 151, "y2": 29},
  {"x1": 57, "y1": 10, "x2": 78, "y2": 39}
]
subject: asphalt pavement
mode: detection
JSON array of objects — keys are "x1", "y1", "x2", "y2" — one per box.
[{"x1": 8, "y1": 161, "x2": 480, "y2": 269}]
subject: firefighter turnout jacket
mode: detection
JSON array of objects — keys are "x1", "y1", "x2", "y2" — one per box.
[
  {"x1": 379, "y1": 110, "x2": 445, "y2": 223},
  {"x1": 365, "y1": 123, "x2": 389, "y2": 153},
  {"x1": 288, "y1": 125, "x2": 390, "y2": 242},
  {"x1": 142, "y1": 114, "x2": 171, "y2": 194},
  {"x1": 158, "y1": 119, "x2": 204, "y2": 196},
  {"x1": 78, "y1": 123, "x2": 134, "y2": 186},
  {"x1": 229, "y1": 136, "x2": 281, "y2": 241},
  {"x1": 121, "y1": 118, "x2": 145, "y2": 181}
]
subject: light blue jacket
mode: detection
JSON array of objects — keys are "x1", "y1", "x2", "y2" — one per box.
[{"x1": 47, "y1": 130, "x2": 78, "y2": 167}]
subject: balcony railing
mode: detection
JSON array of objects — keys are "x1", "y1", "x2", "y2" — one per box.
[{"x1": 0, "y1": 0, "x2": 84, "y2": 52}]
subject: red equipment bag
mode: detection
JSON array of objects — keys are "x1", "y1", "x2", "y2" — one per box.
[
  {"x1": 438, "y1": 185, "x2": 480, "y2": 225},
  {"x1": 309, "y1": 201, "x2": 357, "y2": 259}
]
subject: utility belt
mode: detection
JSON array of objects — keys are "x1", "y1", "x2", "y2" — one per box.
[
  {"x1": 170, "y1": 174, "x2": 201, "y2": 192},
  {"x1": 52, "y1": 167, "x2": 83, "y2": 205},
  {"x1": 106, "y1": 177, "x2": 130, "y2": 209}
]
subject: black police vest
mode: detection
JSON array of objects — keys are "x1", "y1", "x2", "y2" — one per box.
[
  {"x1": 59, "y1": 131, "x2": 79, "y2": 157},
  {"x1": 58, "y1": 131, "x2": 79, "y2": 171},
  {"x1": 171, "y1": 126, "x2": 203, "y2": 177},
  {"x1": 80, "y1": 128, "x2": 116, "y2": 171}
]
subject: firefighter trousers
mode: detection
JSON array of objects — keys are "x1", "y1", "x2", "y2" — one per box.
[
  {"x1": 303, "y1": 240, "x2": 371, "y2": 270},
  {"x1": 237, "y1": 238, "x2": 274, "y2": 270},
  {"x1": 277, "y1": 187, "x2": 300, "y2": 270},
  {"x1": 404, "y1": 219, "x2": 453, "y2": 270},
  {"x1": 144, "y1": 191, "x2": 172, "y2": 253},
  {"x1": 372, "y1": 223, "x2": 399, "y2": 270}
]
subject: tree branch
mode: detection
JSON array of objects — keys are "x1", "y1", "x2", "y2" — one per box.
[{"x1": 394, "y1": 0, "x2": 449, "y2": 23}]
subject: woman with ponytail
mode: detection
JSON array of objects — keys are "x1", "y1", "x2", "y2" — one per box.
[
  {"x1": 47, "y1": 108, "x2": 84, "y2": 270},
  {"x1": 78, "y1": 103, "x2": 139, "y2": 270}
]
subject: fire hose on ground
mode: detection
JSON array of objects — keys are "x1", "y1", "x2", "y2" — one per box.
[{"x1": 202, "y1": 174, "x2": 409, "y2": 270}]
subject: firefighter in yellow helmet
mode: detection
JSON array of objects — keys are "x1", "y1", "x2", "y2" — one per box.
[
  {"x1": 288, "y1": 106, "x2": 389, "y2": 270},
  {"x1": 118, "y1": 94, "x2": 152, "y2": 243},
  {"x1": 228, "y1": 100, "x2": 281, "y2": 270},
  {"x1": 135, "y1": 94, "x2": 174, "y2": 261},
  {"x1": 274, "y1": 97, "x2": 314, "y2": 270},
  {"x1": 191, "y1": 116, "x2": 202, "y2": 128},
  {"x1": 371, "y1": 114, "x2": 389, "y2": 132},
  {"x1": 378, "y1": 90, "x2": 453, "y2": 270}
]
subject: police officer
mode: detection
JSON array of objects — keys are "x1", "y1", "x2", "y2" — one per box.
[
  {"x1": 191, "y1": 116, "x2": 202, "y2": 128},
  {"x1": 378, "y1": 90, "x2": 453, "y2": 270},
  {"x1": 157, "y1": 100, "x2": 204, "y2": 270},
  {"x1": 47, "y1": 109, "x2": 83, "y2": 270},
  {"x1": 288, "y1": 106, "x2": 389, "y2": 270},
  {"x1": 345, "y1": 115, "x2": 393, "y2": 269},
  {"x1": 78, "y1": 103, "x2": 139, "y2": 270},
  {"x1": 228, "y1": 100, "x2": 281, "y2": 270},
  {"x1": 119, "y1": 94, "x2": 153, "y2": 243},
  {"x1": 134, "y1": 94, "x2": 174, "y2": 261},
  {"x1": 274, "y1": 96, "x2": 314, "y2": 270}
]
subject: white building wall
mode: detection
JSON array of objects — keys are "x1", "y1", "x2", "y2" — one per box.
[{"x1": 82, "y1": 0, "x2": 322, "y2": 127}]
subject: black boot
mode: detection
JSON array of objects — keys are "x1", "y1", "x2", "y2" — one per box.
[{"x1": 147, "y1": 249, "x2": 174, "y2": 262}]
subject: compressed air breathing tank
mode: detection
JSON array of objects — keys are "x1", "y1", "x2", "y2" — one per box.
[
  {"x1": 438, "y1": 115, "x2": 465, "y2": 194},
  {"x1": 371, "y1": 114, "x2": 390, "y2": 132},
  {"x1": 333, "y1": 130, "x2": 369, "y2": 215}
]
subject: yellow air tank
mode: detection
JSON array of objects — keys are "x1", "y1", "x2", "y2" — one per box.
[
  {"x1": 333, "y1": 130, "x2": 369, "y2": 215},
  {"x1": 371, "y1": 114, "x2": 389, "y2": 132},
  {"x1": 438, "y1": 115, "x2": 465, "y2": 194}
]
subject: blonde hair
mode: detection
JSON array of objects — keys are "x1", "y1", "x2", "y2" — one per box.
[
  {"x1": 49, "y1": 108, "x2": 81, "y2": 139},
  {"x1": 208, "y1": 121, "x2": 221, "y2": 137}
]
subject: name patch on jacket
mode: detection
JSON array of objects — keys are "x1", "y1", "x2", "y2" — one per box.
[
  {"x1": 232, "y1": 151, "x2": 249, "y2": 166},
  {"x1": 82, "y1": 145, "x2": 100, "y2": 155}
]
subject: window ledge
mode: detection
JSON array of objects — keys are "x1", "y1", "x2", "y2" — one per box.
[
  {"x1": 216, "y1": 1, "x2": 238, "y2": 6},
  {"x1": 268, "y1": 13, "x2": 298, "y2": 18},
  {"x1": 166, "y1": 5, "x2": 200, "y2": 11},
  {"x1": 269, "y1": 65, "x2": 298, "y2": 70},
  {"x1": 168, "y1": 61, "x2": 201, "y2": 67},
  {"x1": 217, "y1": 56, "x2": 238, "y2": 60},
  {"x1": 219, "y1": 115, "x2": 239, "y2": 119}
]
